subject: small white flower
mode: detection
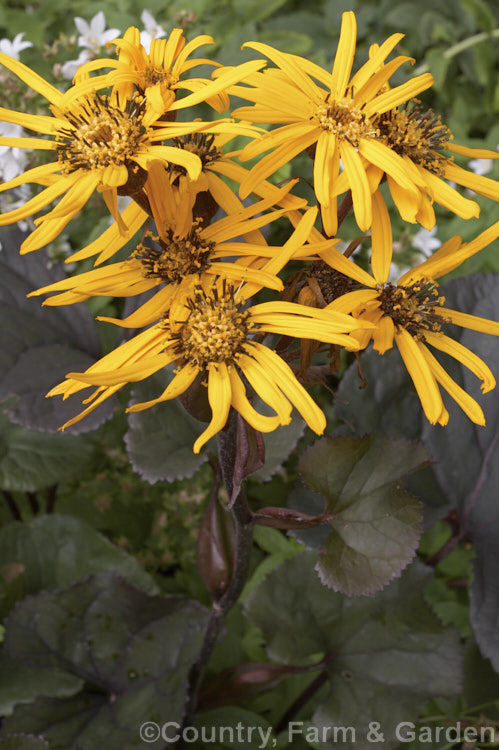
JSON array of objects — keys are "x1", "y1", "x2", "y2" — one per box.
[
  {"x1": 61, "y1": 49, "x2": 92, "y2": 81},
  {"x1": 468, "y1": 157, "x2": 493, "y2": 177},
  {"x1": 74, "y1": 11, "x2": 120, "y2": 55},
  {"x1": 0, "y1": 32, "x2": 33, "y2": 60},
  {"x1": 0, "y1": 122, "x2": 28, "y2": 181},
  {"x1": 140, "y1": 10, "x2": 166, "y2": 53},
  {"x1": 411, "y1": 226, "x2": 441, "y2": 257}
]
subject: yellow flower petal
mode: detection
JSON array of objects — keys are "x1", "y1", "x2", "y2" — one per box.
[
  {"x1": 386, "y1": 176, "x2": 419, "y2": 224},
  {"x1": 370, "y1": 190, "x2": 392, "y2": 284},
  {"x1": 69, "y1": 201, "x2": 147, "y2": 264},
  {"x1": 359, "y1": 138, "x2": 423, "y2": 192},
  {"x1": 326, "y1": 289, "x2": 379, "y2": 314},
  {"x1": 330, "y1": 11, "x2": 357, "y2": 99},
  {"x1": 237, "y1": 351, "x2": 293, "y2": 423},
  {"x1": 193, "y1": 362, "x2": 233, "y2": 453},
  {"x1": 0, "y1": 176, "x2": 75, "y2": 227},
  {"x1": 444, "y1": 162, "x2": 499, "y2": 201},
  {"x1": 169, "y1": 59, "x2": 266, "y2": 111},
  {"x1": 314, "y1": 131, "x2": 337, "y2": 208},
  {"x1": 0, "y1": 161, "x2": 62, "y2": 194},
  {"x1": 442, "y1": 308, "x2": 499, "y2": 337},
  {"x1": 248, "y1": 342, "x2": 326, "y2": 434},
  {"x1": 424, "y1": 332, "x2": 496, "y2": 393},
  {"x1": 349, "y1": 33, "x2": 404, "y2": 92},
  {"x1": 420, "y1": 346, "x2": 485, "y2": 426},
  {"x1": 127, "y1": 363, "x2": 200, "y2": 413},
  {"x1": 98, "y1": 286, "x2": 177, "y2": 328},
  {"x1": 354, "y1": 56, "x2": 414, "y2": 107},
  {"x1": 228, "y1": 367, "x2": 283, "y2": 433},
  {"x1": 137, "y1": 145, "x2": 202, "y2": 180},
  {"x1": 242, "y1": 41, "x2": 322, "y2": 101},
  {"x1": 422, "y1": 170, "x2": 480, "y2": 220},
  {"x1": 67, "y1": 351, "x2": 178, "y2": 387},
  {"x1": 372, "y1": 315, "x2": 395, "y2": 354},
  {"x1": 364, "y1": 73, "x2": 433, "y2": 117},
  {"x1": 445, "y1": 142, "x2": 499, "y2": 159},
  {"x1": 101, "y1": 163, "x2": 129, "y2": 188},
  {"x1": 340, "y1": 141, "x2": 371, "y2": 231},
  {"x1": 319, "y1": 245, "x2": 377, "y2": 288},
  {"x1": 0, "y1": 51, "x2": 63, "y2": 105},
  {"x1": 238, "y1": 128, "x2": 320, "y2": 200},
  {"x1": 394, "y1": 329, "x2": 446, "y2": 425}
]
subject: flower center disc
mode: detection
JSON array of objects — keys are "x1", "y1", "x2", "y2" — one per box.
[
  {"x1": 143, "y1": 64, "x2": 178, "y2": 88},
  {"x1": 172, "y1": 133, "x2": 223, "y2": 169},
  {"x1": 315, "y1": 96, "x2": 376, "y2": 145},
  {"x1": 379, "y1": 279, "x2": 447, "y2": 339},
  {"x1": 374, "y1": 101, "x2": 451, "y2": 175},
  {"x1": 136, "y1": 223, "x2": 214, "y2": 284},
  {"x1": 56, "y1": 94, "x2": 146, "y2": 171},
  {"x1": 176, "y1": 287, "x2": 253, "y2": 367}
]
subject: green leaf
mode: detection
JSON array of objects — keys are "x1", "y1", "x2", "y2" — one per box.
[
  {"x1": 464, "y1": 637, "x2": 499, "y2": 706},
  {"x1": 125, "y1": 370, "x2": 213, "y2": 483},
  {"x1": 232, "y1": 0, "x2": 287, "y2": 23},
  {"x1": 0, "y1": 412, "x2": 95, "y2": 492},
  {"x1": 0, "y1": 736, "x2": 50, "y2": 750},
  {"x1": 258, "y1": 30, "x2": 312, "y2": 56},
  {"x1": 0, "y1": 226, "x2": 114, "y2": 435},
  {"x1": 424, "y1": 48, "x2": 452, "y2": 90},
  {"x1": 0, "y1": 654, "x2": 82, "y2": 718},
  {"x1": 241, "y1": 526, "x2": 302, "y2": 600},
  {"x1": 193, "y1": 707, "x2": 274, "y2": 748},
  {"x1": 422, "y1": 274, "x2": 499, "y2": 670},
  {"x1": 334, "y1": 346, "x2": 449, "y2": 527},
  {"x1": 297, "y1": 435, "x2": 426, "y2": 595},
  {"x1": 245, "y1": 553, "x2": 463, "y2": 750},
  {"x1": 0, "y1": 513, "x2": 158, "y2": 595},
  {"x1": 460, "y1": 0, "x2": 497, "y2": 31},
  {"x1": 335, "y1": 347, "x2": 423, "y2": 440},
  {"x1": 1, "y1": 574, "x2": 210, "y2": 749}
]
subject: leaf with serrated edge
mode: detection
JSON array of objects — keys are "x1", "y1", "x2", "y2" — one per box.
[
  {"x1": 298, "y1": 435, "x2": 426, "y2": 595},
  {"x1": 125, "y1": 370, "x2": 214, "y2": 483},
  {"x1": 1, "y1": 573, "x2": 209, "y2": 750},
  {"x1": 422, "y1": 274, "x2": 499, "y2": 671},
  {"x1": 0, "y1": 735, "x2": 50, "y2": 750},
  {"x1": 0, "y1": 514, "x2": 158, "y2": 595},
  {"x1": 245, "y1": 553, "x2": 463, "y2": 750}
]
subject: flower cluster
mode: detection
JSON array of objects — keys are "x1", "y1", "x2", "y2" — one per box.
[{"x1": 1, "y1": 11, "x2": 499, "y2": 451}]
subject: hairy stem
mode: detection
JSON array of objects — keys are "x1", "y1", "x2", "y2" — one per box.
[
  {"x1": 180, "y1": 413, "x2": 254, "y2": 739},
  {"x1": 2, "y1": 490, "x2": 22, "y2": 521},
  {"x1": 337, "y1": 190, "x2": 353, "y2": 231},
  {"x1": 274, "y1": 669, "x2": 328, "y2": 734},
  {"x1": 46, "y1": 485, "x2": 58, "y2": 514},
  {"x1": 26, "y1": 491, "x2": 39, "y2": 515}
]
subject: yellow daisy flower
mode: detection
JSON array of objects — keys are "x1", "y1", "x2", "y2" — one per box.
[
  {"x1": 0, "y1": 52, "x2": 260, "y2": 254},
  {"x1": 48, "y1": 278, "x2": 374, "y2": 453},
  {"x1": 29, "y1": 182, "x2": 315, "y2": 331},
  {"x1": 333, "y1": 99, "x2": 499, "y2": 228},
  {"x1": 313, "y1": 193, "x2": 499, "y2": 426},
  {"x1": 68, "y1": 26, "x2": 267, "y2": 116},
  {"x1": 56, "y1": 156, "x2": 306, "y2": 269},
  {"x1": 228, "y1": 11, "x2": 433, "y2": 235}
]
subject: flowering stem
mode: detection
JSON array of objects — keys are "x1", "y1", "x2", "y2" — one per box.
[
  {"x1": 337, "y1": 190, "x2": 353, "y2": 230},
  {"x1": 180, "y1": 413, "x2": 254, "y2": 739},
  {"x1": 414, "y1": 29, "x2": 499, "y2": 75}
]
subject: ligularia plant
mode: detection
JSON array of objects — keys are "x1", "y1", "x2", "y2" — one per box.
[{"x1": 0, "y1": 9, "x2": 498, "y2": 747}]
